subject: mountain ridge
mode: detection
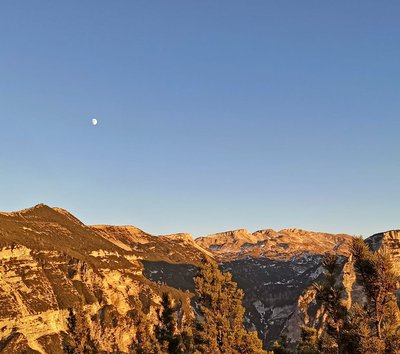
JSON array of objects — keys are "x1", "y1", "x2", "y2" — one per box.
[{"x1": 0, "y1": 204, "x2": 398, "y2": 352}]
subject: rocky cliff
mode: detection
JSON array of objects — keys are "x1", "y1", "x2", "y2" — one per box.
[
  {"x1": 279, "y1": 230, "x2": 400, "y2": 346},
  {"x1": 366, "y1": 230, "x2": 400, "y2": 275},
  {"x1": 0, "y1": 205, "x2": 200, "y2": 353},
  {"x1": 0, "y1": 204, "x2": 398, "y2": 352},
  {"x1": 194, "y1": 228, "x2": 354, "y2": 345}
]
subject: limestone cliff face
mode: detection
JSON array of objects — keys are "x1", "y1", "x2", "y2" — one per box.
[
  {"x1": 0, "y1": 205, "x2": 196, "y2": 353},
  {"x1": 0, "y1": 205, "x2": 399, "y2": 352},
  {"x1": 284, "y1": 231, "x2": 400, "y2": 346},
  {"x1": 196, "y1": 228, "x2": 353, "y2": 261},
  {"x1": 194, "y1": 228, "x2": 400, "y2": 347},
  {"x1": 0, "y1": 206, "x2": 358, "y2": 351},
  {"x1": 0, "y1": 242, "x2": 147, "y2": 353},
  {"x1": 282, "y1": 255, "x2": 357, "y2": 345},
  {"x1": 366, "y1": 230, "x2": 400, "y2": 275},
  {"x1": 194, "y1": 228, "x2": 354, "y2": 346}
]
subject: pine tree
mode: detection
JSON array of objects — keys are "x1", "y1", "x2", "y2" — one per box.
[
  {"x1": 351, "y1": 237, "x2": 400, "y2": 353},
  {"x1": 179, "y1": 293, "x2": 196, "y2": 354},
  {"x1": 297, "y1": 326, "x2": 319, "y2": 354},
  {"x1": 313, "y1": 254, "x2": 347, "y2": 353},
  {"x1": 340, "y1": 303, "x2": 384, "y2": 354},
  {"x1": 130, "y1": 296, "x2": 160, "y2": 354},
  {"x1": 271, "y1": 335, "x2": 290, "y2": 354},
  {"x1": 155, "y1": 292, "x2": 190, "y2": 354},
  {"x1": 193, "y1": 259, "x2": 265, "y2": 354},
  {"x1": 63, "y1": 303, "x2": 98, "y2": 354},
  {"x1": 296, "y1": 237, "x2": 399, "y2": 353}
]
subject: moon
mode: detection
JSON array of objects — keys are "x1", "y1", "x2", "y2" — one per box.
[{"x1": 91, "y1": 118, "x2": 98, "y2": 126}]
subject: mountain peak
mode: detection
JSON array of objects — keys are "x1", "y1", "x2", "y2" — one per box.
[
  {"x1": 0, "y1": 203, "x2": 50, "y2": 214},
  {"x1": 162, "y1": 233, "x2": 194, "y2": 242},
  {"x1": 31, "y1": 203, "x2": 48, "y2": 209},
  {"x1": 0, "y1": 203, "x2": 56, "y2": 220},
  {"x1": 206, "y1": 229, "x2": 251, "y2": 240}
]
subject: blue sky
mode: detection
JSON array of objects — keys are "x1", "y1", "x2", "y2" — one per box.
[{"x1": 1, "y1": 1, "x2": 399, "y2": 237}]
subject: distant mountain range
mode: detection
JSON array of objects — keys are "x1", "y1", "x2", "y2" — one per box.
[{"x1": 0, "y1": 204, "x2": 398, "y2": 353}]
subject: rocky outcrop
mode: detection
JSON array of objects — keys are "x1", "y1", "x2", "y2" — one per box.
[
  {"x1": 196, "y1": 228, "x2": 353, "y2": 261},
  {"x1": 0, "y1": 205, "x2": 196, "y2": 353},
  {"x1": 282, "y1": 231, "x2": 400, "y2": 347},
  {"x1": 194, "y1": 228, "x2": 400, "y2": 347},
  {"x1": 0, "y1": 204, "x2": 398, "y2": 352},
  {"x1": 173, "y1": 228, "x2": 353, "y2": 346},
  {"x1": 366, "y1": 230, "x2": 400, "y2": 275}
]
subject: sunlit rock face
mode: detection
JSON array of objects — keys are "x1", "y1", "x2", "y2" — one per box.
[
  {"x1": 0, "y1": 205, "x2": 197, "y2": 353},
  {"x1": 365, "y1": 230, "x2": 400, "y2": 305},
  {"x1": 0, "y1": 204, "x2": 398, "y2": 352},
  {"x1": 144, "y1": 228, "x2": 354, "y2": 347},
  {"x1": 366, "y1": 230, "x2": 400, "y2": 275},
  {"x1": 193, "y1": 228, "x2": 354, "y2": 346},
  {"x1": 280, "y1": 231, "x2": 400, "y2": 347},
  {"x1": 195, "y1": 228, "x2": 353, "y2": 261}
]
